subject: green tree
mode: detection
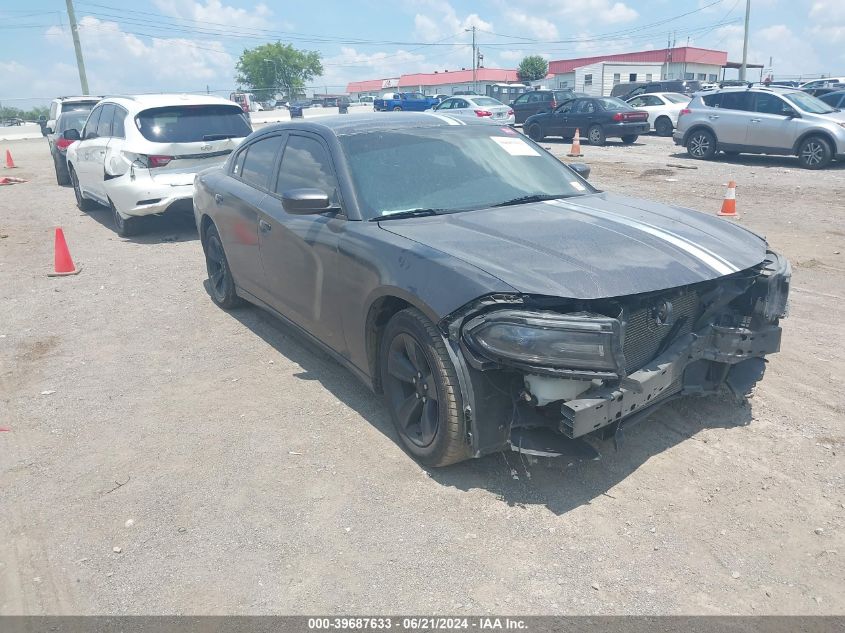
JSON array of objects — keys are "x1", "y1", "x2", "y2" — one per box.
[
  {"x1": 517, "y1": 55, "x2": 549, "y2": 82},
  {"x1": 236, "y1": 42, "x2": 323, "y2": 100}
]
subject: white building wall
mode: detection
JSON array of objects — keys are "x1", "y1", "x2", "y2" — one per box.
[
  {"x1": 601, "y1": 63, "x2": 663, "y2": 95},
  {"x1": 574, "y1": 63, "x2": 605, "y2": 96},
  {"x1": 664, "y1": 61, "x2": 721, "y2": 81}
]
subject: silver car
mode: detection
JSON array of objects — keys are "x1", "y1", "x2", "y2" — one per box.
[
  {"x1": 674, "y1": 85, "x2": 845, "y2": 169},
  {"x1": 428, "y1": 96, "x2": 515, "y2": 125}
]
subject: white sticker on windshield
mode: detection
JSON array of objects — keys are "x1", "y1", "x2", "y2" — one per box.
[
  {"x1": 570, "y1": 180, "x2": 586, "y2": 191},
  {"x1": 491, "y1": 136, "x2": 540, "y2": 156}
]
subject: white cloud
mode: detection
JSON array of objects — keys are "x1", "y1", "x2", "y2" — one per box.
[
  {"x1": 508, "y1": 0, "x2": 638, "y2": 26},
  {"x1": 152, "y1": 0, "x2": 274, "y2": 30},
  {"x1": 503, "y1": 11, "x2": 559, "y2": 39}
]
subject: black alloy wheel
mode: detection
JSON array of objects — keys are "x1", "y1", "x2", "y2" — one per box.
[
  {"x1": 204, "y1": 223, "x2": 242, "y2": 309},
  {"x1": 385, "y1": 332, "x2": 439, "y2": 448}
]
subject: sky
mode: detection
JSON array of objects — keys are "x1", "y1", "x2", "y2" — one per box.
[{"x1": 1, "y1": 0, "x2": 843, "y2": 108}]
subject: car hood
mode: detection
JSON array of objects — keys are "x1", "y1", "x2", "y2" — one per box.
[{"x1": 378, "y1": 192, "x2": 767, "y2": 299}]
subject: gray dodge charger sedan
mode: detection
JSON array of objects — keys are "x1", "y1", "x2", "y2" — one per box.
[{"x1": 193, "y1": 113, "x2": 790, "y2": 467}]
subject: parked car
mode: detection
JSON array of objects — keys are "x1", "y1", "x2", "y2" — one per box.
[
  {"x1": 192, "y1": 113, "x2": 789, "y2": 467},
  {"x1": 429, "y1": 96, "x2": 514, "y2": 124},
  {"x1": 510, "y1": 90, "x2": 575, "y2": 125},
  {"x1": 47, "y1": 109, "x2": 90, "y2": 186},
  {"x1": 65, "y1": 94, "x2": 251, "y2": 236},
  {"x1": 359, "y1": 96, "x2": 375, "y2": 105},
  {"x1": 524, "y1": 96, "x2": 650, "y2": 145},
  {"x1": 802, "y1": 85, "x2": 845, "y2": 97},
  {"x1": 623, "y1": 80, "x2": 704, "y2": 100},
  {"x1": 610, "y1": 81, "x2": 647, "y2": 99},
  {"x1": 45, "y1": 96, "x2": 100, "y2": 135},
  {"x1": 818, "y1": 90, "x2": 845, "y2": 109},
  {"x1": 3, "y1": 117, "x2": 24, "y2": 126},
  {"x1": 374, "y1": 92, "x2": 440, "y2": 112},
  {"x1": 229, "y1": 92, "x2": 263, "y2": 114},
  {"x1": 625, "y1": 92, "x2": 690, "y2": 136},
  {"x1": 274, "y1": 100, "x2": 289, "y2": 110},
  {"x1": 675, "y1": 85, "x2": 845, "y2": 169},
  {"x1": 766, "y1": 81, "x2": 801, "y2": 88},
  {"x1": 433, "y1": 94, "x2": 451, "y2": 103},
  {"x1": 799, "y1": 77, "x2": 845, "y2": 91}
]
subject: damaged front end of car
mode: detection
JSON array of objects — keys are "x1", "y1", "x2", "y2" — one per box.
[{"x1": 439, "y1": 251, "x2": 791, "y2": 459}]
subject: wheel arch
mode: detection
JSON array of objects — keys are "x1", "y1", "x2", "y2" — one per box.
[
  {"x1": 792, "y1": 129, "x2": 838, "y2": 156},
  {"x1": 682, "y1": 123, "x2": 717, "y2": 146},
  {"x1": 198, "y1": 213, "x2": 215, "y2": 250}
]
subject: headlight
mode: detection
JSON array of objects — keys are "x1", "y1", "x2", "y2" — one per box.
[
  {"x1": 463, "y1": 310, "x2": 625, "y2": 373},
  {"x1": 761, "y1": 252, "x2": 791, "y2": 321}
]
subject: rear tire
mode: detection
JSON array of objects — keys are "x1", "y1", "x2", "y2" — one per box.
[
  {"x1": 393, "y1": 106, "x2": 402, "y2": 111},
  {"x1": 527, "y1": 123, "x2": 545, "y2": 141},
  {"x1": 110, "y1": 200, "x2": 140, "y2": 237},
  {"x1": 621, "y1": 134, "x2": 638, "y2": 144},
  {"x1": 654, "y1": 116, "x2": 673, "y2": 137},
  {"x1": 587, "y1": 125, "x2": 606, "y2": 146},
  {"x1": 686, "y1": 128, "x2": 717, "y2": 160},
  {"x1": 69, "y1": 165, "x2": 98, "y2": 211},
  {"x1": 203, "y1": 223, "x2": 243, "y2": 309},
  {"x1": 379, "y1": 308, "x2": 468, "y2": 467},
  {"x1": 798, "y1": 135, "x2": 832, "y2": 169},
  {"x1": 53, "y1": 153, "x2": 70, "y2": 186}
]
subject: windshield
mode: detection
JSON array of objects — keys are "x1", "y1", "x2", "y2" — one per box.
[
  {"x1": 663, "y1": 93, "x2": 691, "y2": 103},
  {"x1": 339, "y1": 126, "x2": 592, "y2": 219},
  {"x1": 783, "y1": 91, "x2": 837, "y2": 114},
  {"x1": 472, "y1": 97, "x2": 505, "y2": 107},
  {"x1": 135, "y1": 105, "x2": 251, "y2": 143},
  {"x1": 598, "y1": 97, "x2": 631, "y2": 110},
  {"x1": 58, "y1": 109, "x2": 92, "y2": 132}
]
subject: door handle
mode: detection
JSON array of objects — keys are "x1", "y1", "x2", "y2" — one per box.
[
  {"x1": 708, "y1": 115, "x2": 720, "y2": 120},
  {"x1": 214, "y1": 193, "x2": 223, "y2": 204},
  {"x1": 259, "y1": 219, "x2": 271, "y2": 233},
  {"x1": 750, "y1": 118, "x2": 761, "y2": 123}
]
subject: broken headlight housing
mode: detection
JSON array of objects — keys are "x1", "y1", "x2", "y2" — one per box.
[{"x1": 463, "y1": 310, "x2": 625, "y2": 373}]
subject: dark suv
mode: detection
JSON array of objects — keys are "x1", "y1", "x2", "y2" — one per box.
[
  {"x1": 621, "y1": 80, "x2": 703, "y2": 100},
  {"x1": 511, "y1": 90, "x2": 575, "y2": 124}
]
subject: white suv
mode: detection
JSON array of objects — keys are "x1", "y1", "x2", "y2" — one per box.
[{"x1": 65, "y1": 94, "x2": 251, "y2": 236}]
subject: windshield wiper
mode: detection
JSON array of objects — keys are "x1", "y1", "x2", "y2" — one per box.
[
  {"x1": 202, "y1": 133, "x2": 238, "y2": 141},
  {"x1": 492, "y1": 194, "x2": 573, "y2": 208},
  {"x1": 373, "y1": 208, "x2": 443, "y2": 221}
]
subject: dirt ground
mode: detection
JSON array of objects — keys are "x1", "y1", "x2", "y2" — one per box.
[{"x1": 0, "y1": 132, "x2": 843, "y2": 615}]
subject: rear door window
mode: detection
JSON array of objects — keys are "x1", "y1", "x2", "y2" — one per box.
[
  {"x1": 239, "y1": 135, "x2": 284, "y2": 190},
  {"x1": 718, "y1": 92, "x2": 752, "y2": 111},
  {"x1": 96, "y1": 104, "x2": 115, "y2": 138},
  {"x1": 112, "y1": 107, "x2": 126, "y2": 138},
  {"x1": 135, "y1": 105, "x2": 251, "y2": 143},
  {"x1": 753, "y1": 93, "x2": 788, "y2": 115},
  {"x1": 83, "y1": 106, "x2": 102, "y2": 140},
  {"x1": 702, "y1": 93, "x2": 722, "y2": 107}
]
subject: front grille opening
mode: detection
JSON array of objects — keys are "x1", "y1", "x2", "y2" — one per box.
[{"x1": 623, "y1": 290, "x2": 701, "y2": 373}]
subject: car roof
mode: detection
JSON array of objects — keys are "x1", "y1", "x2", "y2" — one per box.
[
  {"x1": 97, "y1": 93, "x2": 239, "y2": 110},
  {"x1": 257, "y1": 112, "x2": 502, "y2": 136},
  {"x1": 703, "y1": 85, "x2": 803, "y2": 96},
  {"x1": 57, "y1": 96, "x2": 101, "y2": 102}
]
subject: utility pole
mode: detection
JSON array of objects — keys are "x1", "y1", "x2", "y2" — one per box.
[
  {"x1": 65, "y1": 0, "x2": 89, "y2": 95},
  {"x1": 466, "y1": 26, "x2": 477, "y2": 93},
  {"x1": 739, "y1": 0, "x2": 751, "y2": 82}
]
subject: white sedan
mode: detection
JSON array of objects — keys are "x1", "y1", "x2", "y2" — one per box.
[
  {"x1": 428, "y1": 95, "x2": 515, "y2": 124},
  {"x1": 625, "y1": 92, "x2": 690, "y2": 136}
]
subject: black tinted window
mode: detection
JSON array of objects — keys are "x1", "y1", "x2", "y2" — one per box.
[
  {"x1": 702, "y1": 93, "x2": 722, "y2": 107},
  {"x1": 83, "y1": 107, "x2": 102, "y2": 140},
  {"x1": 819, "y1": 92, "x2": 844, "y2": 107},
  {"x1": 96, "y1": 104, "x2": 115, "y2": 138},
  {"x1": 275, "y1": 135, "x2": 338, "y2": 202},
  {"x1": 135, "y1": 105, "x2": 251, "y2": 143},
  {"x1": 239, "y1": 135, "x2": 283, "y2": 190},
  {"x1": 718, "y1": 92, "x2": 752, "y2": 111},
  {"x1": 57, "y1": 109, "x2": 91, "y2": 133},
  {"x1": 754, "y1": 93, "x2": 788, "y2": 115}
]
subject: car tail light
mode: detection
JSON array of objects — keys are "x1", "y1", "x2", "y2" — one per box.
[
  {"x1": 508, "y1": 109, "x2": 514, "y2": 117},
  {"x1": 613, "y1": 112, "x2": 624, "y2": 122},
  {"x1": 146, "y1": 155, "x2": 174, "y2": 168},
  {"x1": 55, "y1": 138, "x2": 74, "y2": 150},
  {"x1": 474, "y1": 110, "x2": 493, "y2": 117},
  {"x1": 679, "y1": 108, "x2": 691, "y2": 117}
]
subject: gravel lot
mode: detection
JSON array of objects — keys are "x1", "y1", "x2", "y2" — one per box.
[{"x1": 1, "y1": 131, "x2": 843, "y2": 615}]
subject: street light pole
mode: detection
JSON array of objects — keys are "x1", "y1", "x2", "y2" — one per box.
[
  {"x1": 739, "y1": 0, "x2": 751, "y2": 82},
  {"x1": 465, "y1": 26, "x2": 477, "y2": 93}
]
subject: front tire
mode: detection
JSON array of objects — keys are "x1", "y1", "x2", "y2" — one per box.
[
  {"x1": 203, "y1": 223, "x2": 242, "y2": 309},
  {"x1": 587, "y1": 125, "x2": 606, "y2": 146},
  {"x1": 53, "y1": 153, "x2": 70, "y2": 186},
  {"x1": 621, "y1": 134, "x2": 638, "y2": 144},
  {"x1": 393, "y1": 106, "x2": 402, "y2": 112},
  {"x1": 69, "y1": 165, "x2": 97, "y2": 211},
  {"x1": 686, "y1": 128, "x2": 717, "y2": 160},
  {"x1": 527, "y1": 123, "x2": 545, "y2": 141},
  {"x1": 654, "y1": 117, "x2": 673, "y2": 137},
  {"x1": 380, "y1": 308, "x2": 467, "y2": 467},
  {"x1": 798, "y1": 135, "x2": 832, "y2": 169}
]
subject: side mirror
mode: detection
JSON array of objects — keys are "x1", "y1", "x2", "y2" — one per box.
[
  {"x1": 45, "y1": 127, "x2": 54, "y2": 134},
  {"x1": 782, "y1": 107, "x2": 799, "y2": 118},
  {"x1": 63, "y1": 128, "x2": 81, "y2": 141},
  {"x1": 282, "y1": 188, "x2": 332, "y2": 215},
  {"x1": 38, "y1": 115, "x2": 47, "y2": 122},
  {"x1": 569, "y1": 162, "x2": 591, "y2": 180}
]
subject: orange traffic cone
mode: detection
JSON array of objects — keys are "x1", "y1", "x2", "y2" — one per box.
[
  {"x1": 567, "y1": 129, "x2": 583, "y2": 157},
  {"x1": 718, "y1": 180, "x2": 738, "y2": 217},
  {"x1": 4, "y1": 149, "x2": 16, "y2": 169},
  {"x1": 48, "y1": 228, "x2": 81, "y2": 276}
]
